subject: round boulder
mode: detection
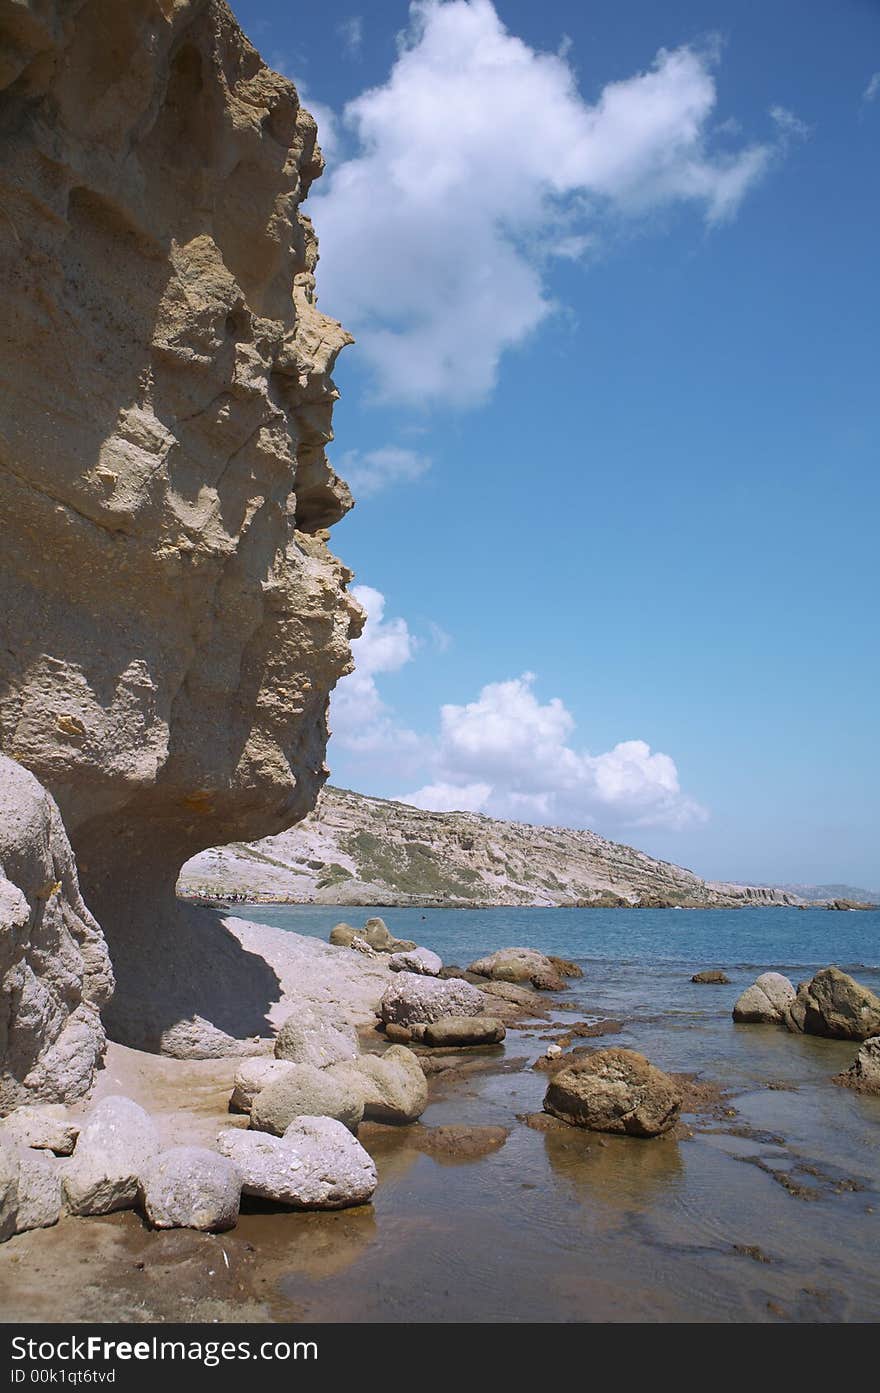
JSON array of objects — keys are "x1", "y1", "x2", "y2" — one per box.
[
  {"x1": 230, "y1": 1058, "x2": 295, "y2": 1114},
  {"x1": 329, "y1": 1046, "x2": 428, "y2": 1124},
  {"x1": 380, "y1": 973, "x2": 486, "y2": 1027},
  {"x1": 274, "y1": 1007, "x2": 359, "y2": 1069},
  {"x1": 422, "y1": 1016, "x2": 506, "y2": 1047},
  {"x1": 543, "y1": 1048, "x2": 682, "y2": 1137},
  {"x1": 732, "y1": 972, "x2": 795, "y2": 1024},
  {"x1": 388, "y1": 946, "x2": 443, "y2": 976},
  {"x1": 251, "y1": 1063, "x2": 364, "y2": 1136},
  {"x1": 784, "y1": 967, "x2": 880, "y2": 1040},
  {"x1": 217, "y1": 1116, "x2": 377, "y2": 1209},
  {"x1": 141, "y1": 1146, "x2": 241, "y2": 1232}
]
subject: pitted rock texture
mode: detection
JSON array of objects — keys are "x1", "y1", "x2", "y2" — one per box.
[
  {"x1": 0, "y1": 756, "x2": 113, "y2": 1112},
  {"x1": 0, "y1": 1, "x2": 357, "y2": 1053}
]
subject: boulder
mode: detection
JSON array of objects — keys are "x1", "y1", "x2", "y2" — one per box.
[
  {"x1": 543, "y1": 1048, "x2": 682, "y2": 1137},
  {"x1": 388, "y1": 947, "x2": 442, "y2": 976},
  {"x1": 384, "y1": 1022, "x2": 414, "y2": 1043},
  {"x1": 0, "y1": 1105, "x2": 79, "y2": 1155},
  {"x1": 62, "y1": 1096, "x2": 161, "y2": 1216},
  {"x1": 834, "y1": 1036, "x2": 880, "y2": 1093},
  {"x1": 328, "y1": 1047, "x2": 428, "y2": 1124},
  {"x1": 0, "y1": 757, "x2": 113, "y2": 1110},
  {"x1": 230, "y1": 1058, "x2": 295, "y2": 1114},
  {"x1": 783, "y1": 967, "x2": 880, "y2": 1041},
  {"x1": 217, "y1": 1116, "x2": 377, "y2": 1208},
  {"x1": 548, "y1": 955, "x2": 584, "y2": 979},
  {"x1": 422, "y1": 1016, "x2": 507, "y2": 1047},
  {"x1": 13, "y1": 1147, "x2": 63, "y2": 1232},
  {"x1": 140, "y1": 1147, "x2": 241, "y2": 1232},
  {"x1": 274, "y1": 1008, "x2": 359, "y2": 1069},
  {"x1": 329, "y1": 918, "x2": 416, "y2": 954},
  {"x1": 732, "y1": 973, "x2": 796, "y2": 1024},
  {"x1": 380, "y1": 973, "x2": 486, "y2": 1027},
  {"x1": 692, "y1": 970, "x2": 731, "y2": 984},
  {"x1": 475, "y1": 979, "x2": 550, "y2": 1015},
  {"x1": 468, "y1": 948, "x2": 565, "y2": 992},
  {"x1": 250, "y1": 1064, "x2": 363, "y2": 1136}
]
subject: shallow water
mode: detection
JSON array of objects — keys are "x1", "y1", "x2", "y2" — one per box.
[{"x1": 238, "y1": 906, "x2": 880, "y2": 1321}]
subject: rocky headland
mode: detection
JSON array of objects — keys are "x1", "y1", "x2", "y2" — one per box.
[{"x1": 179, "y1": 784, "x2": 800, "y2": 908}]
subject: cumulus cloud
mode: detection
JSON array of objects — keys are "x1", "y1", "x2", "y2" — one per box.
[
  {"x1": 338, "y1": 445, "x2": 431, "y2": 499},
  {"x1": 404, "y1": 674, "x2": 706, "y2": 830},
  {"x1": 330, "y1": 586, "x2": 422, "y2": 753},
  {"x1": 311, "y1": 0, "x2": 786, "y2": 406}
]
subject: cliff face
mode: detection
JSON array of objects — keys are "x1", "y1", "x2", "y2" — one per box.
[
  {"x1": 180, "y1": 786, "x2": 800, "y2": 908},
  {"x1": 0, "y1": 2, "x2": 357, "y2": 1054}
]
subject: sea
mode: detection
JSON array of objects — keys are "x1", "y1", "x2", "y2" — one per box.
[{"x1": 231, "y1": 904, "x2": 880, "y2": 1322}]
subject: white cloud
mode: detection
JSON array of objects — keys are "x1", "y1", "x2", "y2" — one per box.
[
  {"x1": 337, "y1": 16, "x2": 364, "y2": 58},
  {"x1": 311, "y1": 0, "x2": 784, "y2": 406},
  {"x1": 864, "y1": 72, "x2": 880, "y2": 103},
  {"x1": 404, "y1": 674, "x2": 706, "y2": 830},
  {"x1": 330, "y1": 586, "x2": 422, "y2": 754},
  {"x1": 338, "y1": 445, "x2": 431, "y2": 498},
  {"x1": 769, "y1": 104, "x2": 811, "y2": 143}
]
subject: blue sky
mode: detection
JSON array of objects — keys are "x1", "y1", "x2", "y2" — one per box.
[{"x1": 232, "y1": 0, "x2": 879, "y2": 886}]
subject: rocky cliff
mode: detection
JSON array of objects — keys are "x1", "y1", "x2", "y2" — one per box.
[
  {"x1": 180, "y1": 786, "x2": 799, "y2": 908},
  {"x1": 0, "y1": 1, "x2": 357, "y2": 1062}
]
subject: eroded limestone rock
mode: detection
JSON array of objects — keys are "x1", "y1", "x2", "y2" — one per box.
[
  {"x1": 250, "y1": 1063, "x2": 363, "y2": 1136},
  {"x1": 0, "y1": 757, "x2": 112, "y2": 1111},
  {"x1": 784, "y1": 967, "x2": 880, "y2": 1041},
  {"x1": 380, "y1": 973, "x2": 486, "y2": 1027},
  {"x1": 217, "y1": 1116, "x2": 376, "y2": 1208},
  {"x1": 140, "y1": 1146, "x2": 241, "y2": 1232},
  {"x1": 732, "y1": 973, "x2": 796, "y2": 1025},
  {"x1": 62, "y1": 1096, "x2": 161, "y2": 1216},
  {"x1": 0, "y1": 0, "x2": 357, "y2": 1056},
  {"x1": 543, "y1": 1048, "x2": 682, "y2": 1137}
]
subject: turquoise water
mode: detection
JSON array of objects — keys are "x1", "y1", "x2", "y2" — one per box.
[
  {"x1": 231, "y1": 904, "x2": 880, "y2": 1322},
  {"x1": 236, "y1": 903, "x2": 880, "y2": 975}
]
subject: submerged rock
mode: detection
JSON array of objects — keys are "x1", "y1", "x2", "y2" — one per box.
[
  {"x1": 380, "y1": 973, "x2": 486, "y2": 1027},
  {"x1": 468, "y1": 948, "x2": 565, "y2": 992},
  {"x1": 274, "y1": 1008, "x2": 359, "y2": 1069},
  {"x1": 784, "y1": 967, "x2": 880, "y2": 1041},
  {"x1": 543, "y1": 1048, "x2": 682, "y2": 1137},
  {"x1": 422, "y1": 1016, "x2": 506, "y2": 1047},
  {"x1": 692, "y1": 970, "x2": 731, "y2": 984},
  {"x1": 732, "y1": 973, "x2": 796, "y2": 1024},
  {"x1": 217, "y1": 1116, "x2": 377, "y2": 1208},
  {"x1": 251, "y1": 1064, "x2": 364, "y2": 1136},
  {"x1": 834, "y1": 1036, "x2": 880, "y2": 1093},
  {"x1": 62, "y1": 1096, "x2": 161, "y2": 1217},
  {"x1": 141, "y1": 1147, "x2": 241, "y2": 1232}
]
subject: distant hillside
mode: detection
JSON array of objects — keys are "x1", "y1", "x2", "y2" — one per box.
[
  {"x1": 766, "y1": 883, "x2": 879, "y2": 905},
  {"x1": 179, "y1": 786, "x2": 798, "y2": 909}
]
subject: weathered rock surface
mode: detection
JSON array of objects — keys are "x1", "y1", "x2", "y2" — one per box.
[
  {"x1": 329, "y1": 919, "x2": 416, "y2": 954},
  {"x1": 274, "y1": 1007, "x2": 359, "y2": 1069},
  {"x1": 422, "y1": 1016, "x2": 506, "y2": 1047},
  {"x1": 732, "y1": 973, "x2": 796, "y2": 1025},
  {"x1": 0, "y1": 0, "x2": 356, "y2": 1057},
  {"x1": 181, "y1": 785, "x2": 801, "y2": 907},
  {"x1": 328, "y1": 1046, "x2": 427, "y2": 1124},
  {"x1": 834, "y1": 1036, "x2": 880, "y2": 1093},
  {"x1": 13, "y1": 1147, "x2": 63, "y2": 1233},
  {"x1": 388, "y1": 947, "x2": 442, "y2": 976},
  {"x1": 217, "y1": 1116, "x2": 376, "y2": 1208},
  {"x1": 62, "y1": 1096, "x2": 161, "y2": 1216},
  {"x1": 543, "y1": 1049, "x2": 682, "y2": 1137},
  {"x1": 468, "y1": 948, "x2": 565, "y2": 992},
  {"x1": 140, "y1": 1146, "x2": 240, "y2": 1231},
  {"x1": 0, "y1": 1104, "x2": 79, "y2": 1155},
  {"x1": 784, "y1": 968, "x2": 880, "y2": 1041},
  {"x1": 692, "y1": 970, "x2": 730, "y2": 984},
  {"x1": 230, "y1": 1059, "x2": 294, "y2": 1114},
  {"x1": 250, "y1": 1063, "x2": 363, "y2": 1136},
  {"x1": 0, "y1": 1144, "x2": 18, "y2": 1241},
  {"x1": 380, "y1": 973, "x2": 486, "y2": 1027},
  {"x1": 0, "y1": 757, "x2": 113, "y2": 1110}
]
